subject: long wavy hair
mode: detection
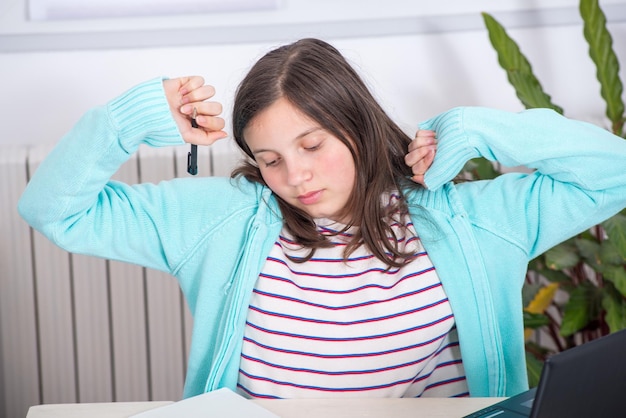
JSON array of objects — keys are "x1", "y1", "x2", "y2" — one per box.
[{"x1": 231, "y1": 38, "x2": 421, "y2": 268}]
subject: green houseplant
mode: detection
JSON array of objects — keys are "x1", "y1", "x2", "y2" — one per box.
[{"x1": 478, "y1": 0, "x2": 626, "y2": 386}]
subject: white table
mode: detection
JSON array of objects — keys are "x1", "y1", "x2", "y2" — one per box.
[{"x1": 27, "y1": 397, "x2": 504, "y2": 418}]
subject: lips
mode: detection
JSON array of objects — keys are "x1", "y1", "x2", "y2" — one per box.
[{"x1": 297, "y1": 190, "x2": 323, "y2": 205}]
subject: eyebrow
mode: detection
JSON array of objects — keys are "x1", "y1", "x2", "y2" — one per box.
[{"x1": 251, "y1": 127, "x2": 324, "y2": 155}]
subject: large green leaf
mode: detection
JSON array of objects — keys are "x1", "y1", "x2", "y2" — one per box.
[
  {"x1": 602, "y1": 286, "x2": 626, "y2": 332},
  {"x1": 603, "y1": 265, "x2": 626, "y2": 297},
  {"x1": 544, "y1": 241, "x2": 580, "y2": 270},
  {"x1": 602, "y1": 214, "x2": 626, "y2": 261},
  {"x1": 599, "y1": 240, "x2": 625, "y2": 267},
  {"x1": 574, "y1": 238, "x2": 601, "y2": 268},
  {"x1": 560, "y1": 283, "x2": 599, "y2": 336},
  {"x1": 507, "y1": 72, "x2": 563, "y2": 113},
  {"x1": 481, "y1": 12, "x2": 563, "y2": 113},
  {"x1": 580, "y1": 0, "x2": 625, "y2": 136}
]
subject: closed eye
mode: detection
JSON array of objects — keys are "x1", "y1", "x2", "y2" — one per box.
[{"x1": 264, "y1": 158, "x2": 280, "y2": 167}]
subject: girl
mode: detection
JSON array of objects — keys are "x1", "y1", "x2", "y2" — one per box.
[{"x1": 18, "y1": 38, "x2": 626, "y2": 400}]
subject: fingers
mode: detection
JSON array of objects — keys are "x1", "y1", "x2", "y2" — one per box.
[
  {"x1": 165, "y1": 76, "x2": 228, "y2": 146},
  {"x1": 180, "y1": 102, "x2": 225, "y2": 131},
  {"x1": 407, "y1": 129, "x2": 437, "y2": 152},
  {"x1": 180, "y1": 102, "x2": 227, "y2": 145},
  {"x1": 177, "y1": 76, "x2": 209, "y2": 100},
  {"x1": 183, "y1": 115, "x2": 228, "y2": 146},
  {"x1": 195, "y1": 112, "x2": 226, "y2": 133},
  {"x1": 180, "y1": 83, "x2": 216, "y2": 105},
  {"x1": 405, "y1": 129, "x2": 437, "y2": 186}
]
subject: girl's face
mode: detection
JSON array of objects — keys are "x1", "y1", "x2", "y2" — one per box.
[{"x1": 244, "y1": 98, "x2": 356, "y2": 222}]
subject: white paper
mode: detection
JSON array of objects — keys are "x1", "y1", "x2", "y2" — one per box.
[{"x1": 129, "y1": 388, "x2": 281, "y2": 418}]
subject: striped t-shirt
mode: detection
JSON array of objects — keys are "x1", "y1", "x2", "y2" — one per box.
[{"x1": 237, "y1": 210, "x2": 468, "y2": 399}]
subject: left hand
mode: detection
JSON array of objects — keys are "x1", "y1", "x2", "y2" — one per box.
[{"x1": 405, "y1": 129, "x2": 437, "y2": 187}]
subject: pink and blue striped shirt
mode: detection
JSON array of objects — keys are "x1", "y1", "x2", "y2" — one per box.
[{"x1": 238, "y1": 210, "x2": 467, "y2": 399}]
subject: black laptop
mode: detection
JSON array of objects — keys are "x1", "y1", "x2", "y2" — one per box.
[{"x1": 463, "y1": 327, "x2": 626, "y2": 418}]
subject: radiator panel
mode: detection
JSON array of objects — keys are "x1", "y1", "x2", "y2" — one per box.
[
  {"x1": 0, "y1": 146, "x2": 41, "y2": 418},
  {"x1": 0, "y1": 143, "x2": 235, "y2": 418}
]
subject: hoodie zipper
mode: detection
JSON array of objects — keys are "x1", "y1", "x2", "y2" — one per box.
[{"x1": 204, "y1": 223, "x2": 261, "y2": 392}]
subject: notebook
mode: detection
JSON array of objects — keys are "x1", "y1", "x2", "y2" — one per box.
[
  {"x1": 129, "y1": 387, "x2": 279, "y2": 418},
  {"x1": 463, "y1": 327, "x2": 626, "y2": 418}
]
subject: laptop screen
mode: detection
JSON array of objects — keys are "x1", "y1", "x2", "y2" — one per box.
[
  {"x1": 530, "y1": 328, "x2": 626, "y2": 417},
  {"x1": 463, "y1": 328, "x2": 626, "y2": 418}
]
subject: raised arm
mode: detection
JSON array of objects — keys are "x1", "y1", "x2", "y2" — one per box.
[
  {"x1": 412, "y1": 106, "x2": 626, "y2": 258},
  {"x1": 18, "y1": 76, "x2": 227, "y2": 271}
]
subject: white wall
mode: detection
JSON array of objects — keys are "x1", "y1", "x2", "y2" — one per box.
[{"x1": 0, "y1": 1, "x2": 625, "y2": 156}]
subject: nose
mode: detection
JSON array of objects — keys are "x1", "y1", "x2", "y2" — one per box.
[{"x1": 285, "y1": 156, "x2": 312, "y2": 187}]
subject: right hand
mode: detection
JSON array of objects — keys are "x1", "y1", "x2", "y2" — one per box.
[{"x1": 163, "y1": 76, "x2": 228, "y2": 146}]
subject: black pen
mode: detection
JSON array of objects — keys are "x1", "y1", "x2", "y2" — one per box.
[{"x1": 187, "y1": 107, "x2": 198, "y2": 175}]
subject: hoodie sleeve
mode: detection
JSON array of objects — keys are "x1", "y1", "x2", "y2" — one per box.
[
  {"x1": 419, "y1": 106, "x2": 626, "y2": 258},
  {"x1": 17, "y1": 77, "x2": 193, "y2": 272}
]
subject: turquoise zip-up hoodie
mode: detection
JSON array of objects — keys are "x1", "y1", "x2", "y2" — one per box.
[{"x1": 18, "y1": 78, "x2": 626, "y2": 398}]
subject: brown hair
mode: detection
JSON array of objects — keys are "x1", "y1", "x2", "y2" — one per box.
[{"x1": 231, "y1": 38, "x2": 421, "y2": 268}]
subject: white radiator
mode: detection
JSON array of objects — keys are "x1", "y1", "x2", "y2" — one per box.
[{"x1": 0, "y1": 143, "x2": 239, "y2": 418}]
